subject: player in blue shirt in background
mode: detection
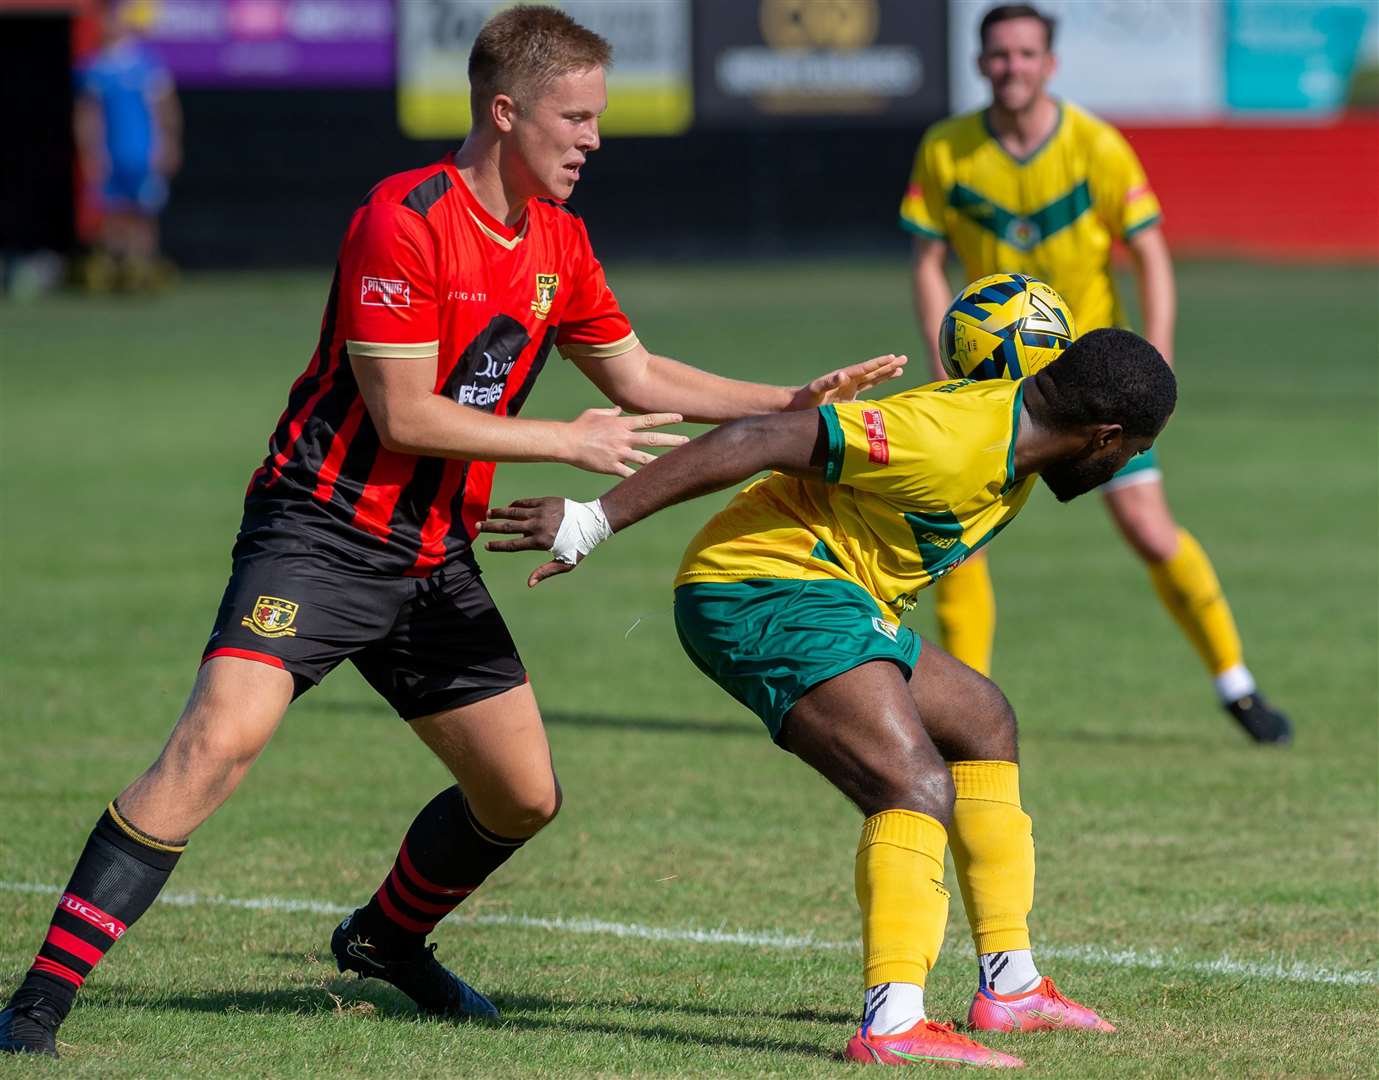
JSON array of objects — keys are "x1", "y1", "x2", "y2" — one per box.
[{"x1": 75, "y1": 0, "x2": 182, "y2": 291}]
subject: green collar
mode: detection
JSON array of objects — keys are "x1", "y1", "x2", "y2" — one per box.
[
  {"x1": 1002, "y1": 381, "x2": 1026, "y2": 495},
  {"x1": 984, "y1": 101, "x2": 1063, "y2": 166}
]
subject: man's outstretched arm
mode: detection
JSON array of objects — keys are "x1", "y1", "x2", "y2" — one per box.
[
  {"x1": 352, "y1": 351, "x2": 687, "y2": 478},
  {"x1": 574, "y1": 342, "x2": 907, "y2": 422},
  {"x1": 480, "y1": 406, "x2": 827, "y2": 585}
]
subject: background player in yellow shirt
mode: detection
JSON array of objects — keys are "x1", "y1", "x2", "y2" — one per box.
[
  {"x1": 481, "y1": 329, "x2": 1177, "y2": 1068},
  {"x1": 902, "y1": 4, "x2": 1291, "y2": 744}
]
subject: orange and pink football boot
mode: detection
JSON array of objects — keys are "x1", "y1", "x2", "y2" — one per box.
[
  {"x1": 845, "y1": 1019, "x2": 1024, "y2": 1068},
  {"x1": 967, "y1": 977, "x2": 1115, "y2": 1033}
]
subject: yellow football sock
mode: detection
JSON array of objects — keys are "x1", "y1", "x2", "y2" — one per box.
[
  {"x1": 1147, "y1": 528, "x2": 1244, "y2": 676},
  {"x1": 947, "y1": 761, "x2": 1033, "y2": 955},
  {"x1": 856, "y1": 809, "x2": 950, "y2": 988},
  {"x1": 934, "y1": 554, "x2": 996, "y2": 676}
]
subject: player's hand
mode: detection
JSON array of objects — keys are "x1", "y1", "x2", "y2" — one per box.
[
  {"x1": 480, "y1": 498, "x2": 578, "y2": 587},
  {"x1": 565, "y1": 407, "x2": 688, "y2": 477},
  {"x1": 788, "y1": 354, "x2": 908, "y2": 410}
]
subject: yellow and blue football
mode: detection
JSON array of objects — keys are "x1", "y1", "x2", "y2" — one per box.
[{"x1": 939, "y1": 273, "x2": 1076, "y2": 381}]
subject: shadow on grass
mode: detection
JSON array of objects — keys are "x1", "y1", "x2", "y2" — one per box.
[
  {"x1": 92, "y1": 978, "x2": 417, "y2": 1023},
  {"x1": 94, "y1": 982, "x2": 843, "y2": 1060},
  {"x1": 301, "y1": 700, "x2": 758, "y2": 738},
  {"x1": 189, "y1": 969, "x2": 855, "y2": 1027},
  {"x1": 496, "y1": 991, "x2": 853, "y2": 1026},
  {"x1": 501, "y1": 1009, "x2": 840, "y2": 1061}
]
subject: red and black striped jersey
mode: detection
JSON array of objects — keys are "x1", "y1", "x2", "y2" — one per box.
[{"x1": 246, "y1": 153, "x2": 637, "y2": 576}]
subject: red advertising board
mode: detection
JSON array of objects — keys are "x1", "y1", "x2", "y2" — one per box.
[{"x1": 1122, "y1": 117, "x2": 1379, "y2": 261}]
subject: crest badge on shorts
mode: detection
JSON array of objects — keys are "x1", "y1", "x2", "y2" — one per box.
[
  {"x1": 530, "y1": 273, "x2": 559, "y2": 320},
  {"x1": 243, "y1": 596, "x2": 299, "y2": 638}
]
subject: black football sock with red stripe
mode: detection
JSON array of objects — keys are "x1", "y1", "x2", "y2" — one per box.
[
  {"x1": 353, "y1": 786, "x2": 524, "y2": 952},
  {"x1": 8, "y1": 803, "x2": 185, "y2": 1024}
]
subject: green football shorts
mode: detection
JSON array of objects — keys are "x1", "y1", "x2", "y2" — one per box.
[
  {"x1": 1101, "y1": 445, "x2": 1161, "y2": 492},
  {"x1": 673, "y1": 577, "x2": 922, "y2": 742}
]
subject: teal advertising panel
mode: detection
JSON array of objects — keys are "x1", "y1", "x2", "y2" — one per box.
[{"x1": 1226, "y1": 0, "x2": 1372, "y2": 112}]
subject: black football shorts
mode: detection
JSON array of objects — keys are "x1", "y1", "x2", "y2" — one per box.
[{"x1": 202, "y1": 526, "x2": 526, "y2": 720}]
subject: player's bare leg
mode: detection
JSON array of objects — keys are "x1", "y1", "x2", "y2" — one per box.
[
  {"x1": 1103, "y1": 477, "x2": 1292, "y2": 744},
  {"x1": 101, "y1": 211, "x2": 140, "y2": 288},
  {"x1": 904, "y1": 643, "x2": 1113, "y2": 1034},
  {"x1": 781, "y1": 661, "x2": 1022, "y2": 1068},
  {"x1": 784, "y1": 660, "x2": 955, "y2": 824},
  {"x1": 332, "y1": 683, "x2": 558, "y2": 1020},
  {"x1": 905, "y1": 640, "x2": 1017, "y2": 763},
  {"x1": 2, "y1": 658, "x2": 293, "y2": 1057},
  {"x1": 117, "y1": 658, "x2": 295, "y2": 838},
  {"x1": 1102, "y1": 475, "x2": 1177, "y2": 562},
  {"x1": 410, "y1": 682, "x2": 561, "y2": 839},
  {"x1": 121, "y1": 213, "x2": 163, "y2": 290}
]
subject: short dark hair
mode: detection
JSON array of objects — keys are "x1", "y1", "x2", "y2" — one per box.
[
  {"x1": 469, "y1": 5, "x2": 612, "y2": 125},
  {"x1": 1033, "y1": 328, "x2": 1176, "y2": 438},
  {"x1": 979, "y1": 4, "x2": 1057, "y2": 51}
]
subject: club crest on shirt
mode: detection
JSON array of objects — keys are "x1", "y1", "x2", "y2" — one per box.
[
  {"x1": 243, "y1": 596, "x2": 299, "y2": 638},
  {"x1": 1005, "y1": 218, "x2": 1041, "y2": 251},
  {"x1": 531, "y1": 273, "x2": 559, "y2": 320}
]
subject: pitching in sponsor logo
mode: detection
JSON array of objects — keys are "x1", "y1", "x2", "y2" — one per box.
[{"x1": 863, "y1": 407, "x2": 889, "y2": 464}]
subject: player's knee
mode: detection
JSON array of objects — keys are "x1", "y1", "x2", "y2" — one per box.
[
  {"x1": 176, "y1": 724, "x2": 261, "y2": 774},
  {"x1": 973, "y1": 678, "x2": 1019, "y2": 761},
  {"x1": 900, "y1": 762, "x2": 957, "y2": 827},
  {"x1": 161, "y1": 705, "x2": 266, "y2": 777},
  {"x1": 1122, "y1": 514, "x2": 1178, "y2": 562},
  {"x1": 481, "y1": 776, "x2": 562, "y2": 839},
  {"x1": 1110, "y1": 492, "x2": 1179, "y2": 562},
  {"x1": 1142, "y1": 525, "x2": 1180, "y2": 563},
  {"x1": 867, "y1": 745, "x2": 955, "y2": 826}
]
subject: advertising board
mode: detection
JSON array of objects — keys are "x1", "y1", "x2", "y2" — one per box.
[
  {"x1": 398, "y1": 0, "x2": 692, "y2": 138},
  {"x1": 694, "y1": 0, "x2": 948, "y2": 126},
  {"x1": 142, "y1": 0, "x2": 394, "y2": 87},
  {"x1": 948, "y1": 0, "x2": 1221, "y2": 119}
]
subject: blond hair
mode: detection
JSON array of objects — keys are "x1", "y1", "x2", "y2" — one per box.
[{"x1": 469, "y1": 5, "x2": 612, "y2": 125}]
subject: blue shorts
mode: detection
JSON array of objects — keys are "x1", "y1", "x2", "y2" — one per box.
[{"x1": 102, "y1": 164, "x2": 167, "y2": 214}]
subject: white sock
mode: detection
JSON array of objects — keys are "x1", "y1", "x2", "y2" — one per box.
[
  {"x1": 978, "y1": 950, "x2": 1041, "y2": 995},
  {"x1": 863, "y1": 981, "x2": 925, "y2": 1035},
  {"x1": 1214, "y1": 663, "x2": 1256, "y2": 704}
]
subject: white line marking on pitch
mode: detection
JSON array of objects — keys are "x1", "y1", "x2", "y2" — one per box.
[{"x1": 3, "y1": 880, "x2": 1373, "y2": 988}]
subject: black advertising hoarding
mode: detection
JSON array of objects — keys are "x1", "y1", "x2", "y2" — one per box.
[{"x1": 693, "y1": 0, "x2": 948, "y2": 127}]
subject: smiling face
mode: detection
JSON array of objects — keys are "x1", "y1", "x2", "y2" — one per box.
[
  {"x1": 978, "y1": 16, "x2": 1056, "y2": 114},
  {"x1": 501, "y1": 66, "x2": 606, "y2": 203}
]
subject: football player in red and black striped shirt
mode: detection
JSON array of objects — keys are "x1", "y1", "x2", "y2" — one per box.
[{"x1": 1, "y1": 5, "x2": 906, "y2": 1056}]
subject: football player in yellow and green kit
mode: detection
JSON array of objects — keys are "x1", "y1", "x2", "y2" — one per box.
[
  {"x1": 902, "y1": 3, "x2": 1291, "y2": 743},
  {"x1": 481, "y1": 329, "x2": 1177, "y2": 1067}
]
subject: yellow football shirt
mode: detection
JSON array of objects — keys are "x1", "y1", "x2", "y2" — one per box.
[
  {"x1": 899, "y1": 101, "x2": 1162, "y2": 332},
  {"x1": 674, "y1": 379, "x2": 1036, "y2": 620}
]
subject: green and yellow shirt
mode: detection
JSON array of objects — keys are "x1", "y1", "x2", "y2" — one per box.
[
  {"x1": 900, "y1": 101, "x2": 1162, "y2": 332},
  {"x1": 675, "y1": 379, "x2": 1035, "y2": 620}
]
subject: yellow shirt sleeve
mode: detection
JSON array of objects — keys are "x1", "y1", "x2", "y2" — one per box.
[
  {"x1": 818, "y1": 387, "x2": 1016, "y2": 513},
  {"x1": 898, "y1": 135, "x2": 947, "y2": 240},
  {"x1": 1089, "y1": 125, "x2": 1162, "y2": 240}
]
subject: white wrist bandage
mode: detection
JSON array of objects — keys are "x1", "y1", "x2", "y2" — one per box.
[{"x1": 551, "y1": 498, "x2": 612, "y2": 565}]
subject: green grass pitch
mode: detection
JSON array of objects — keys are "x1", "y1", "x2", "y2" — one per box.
[{"x1": 2, "y1": 259, "x2": 1376, "y2": 1077}]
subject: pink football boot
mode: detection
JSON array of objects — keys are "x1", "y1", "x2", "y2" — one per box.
[
  {"x1": 846, "y1": 1019, "x2": 1024, "y2": 1068},
  {"x1": 967, "y1": 977, "x2": 1115, "y2": 1033}
]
